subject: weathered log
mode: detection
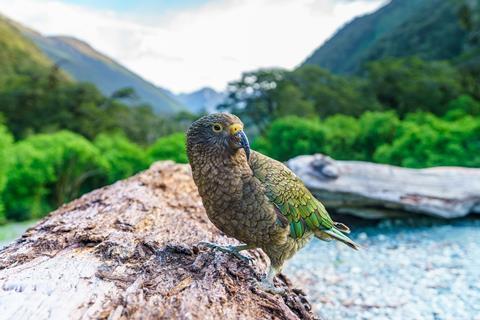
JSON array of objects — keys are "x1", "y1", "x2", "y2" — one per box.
[
  {"x1": 287, "y1": 154, "x2": 480, "y2": 219},
  {"x1": 0, "y1": 162, "x2": 317, "y2": 320}
]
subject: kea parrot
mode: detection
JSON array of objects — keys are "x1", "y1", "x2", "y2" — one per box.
[{"x1": 186, "y1": 113, "x2": 359, "y2": 294}]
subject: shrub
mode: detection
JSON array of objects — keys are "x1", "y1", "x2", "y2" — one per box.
[
  {"x1": 445, "y1": 95, "x2": 480, "y2": 119},
  {"x1": 94, "y1": 133, "x2": 150, "y2": 183},
  {"x1": 259, "y1": 117, "x2": 326, "y2": 161},
  {"x1": 374, "y1": 113, "x2": 480, "y2": 167},
  {"x1": 4, "y1": 131, "x2": 108, "y2": 220},
  {"x1": 321, "y1": 114, "x2": 360, "y2": 160},
  {"x1": 148, "y1": 132, "x2": 188, "y2": 163},
  {"x1": 257, "y1": 111, "x2": 479, "y2": 168},
  {"x1": 356, "y1": 111, "x2": 400, "y2": 161}
]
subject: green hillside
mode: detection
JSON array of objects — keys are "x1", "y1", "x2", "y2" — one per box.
[
  {"x1": 303, "y1": 0, "x2": 470, "y2": 74},
  {"x1": 0, "y1": 15, "x2": 55, "y2": 78},
  {"x1": 22, "y1": 31, "x2": 186, "y2": 114}
]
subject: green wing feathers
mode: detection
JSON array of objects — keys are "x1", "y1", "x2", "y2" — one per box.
[
  {"x1": 274, "y1": 194, "x2": 333, "y2": 238},
  {"x1": 250, "y1": 151, "x2": 359, "y2": 250}
]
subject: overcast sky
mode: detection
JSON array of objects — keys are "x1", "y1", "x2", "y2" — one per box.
[{"x1": 0, "y1": 0, "x2": 386, "y2": 93}]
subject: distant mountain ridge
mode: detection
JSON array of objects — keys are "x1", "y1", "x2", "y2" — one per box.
[
  {"x1": 20, "y1": 29, "x2": 186, "y2": 114},
  {"x1": 177, "y1": 87, "x2": 225, "y2": 114},
  {"x1": 303, "y1": 0, "x2": 469, "y2": 73}
]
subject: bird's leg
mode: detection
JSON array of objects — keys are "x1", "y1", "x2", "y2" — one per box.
[
  {"x1": 198, "y1": 241, "x2": 254, "y2": 263},
  {"x1": 257, "y1": 265, "x2": 286, "y2": 296}
]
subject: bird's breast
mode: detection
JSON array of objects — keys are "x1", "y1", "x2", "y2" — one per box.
[{"x1": 190, "y1": 156, "x2": 285, "y2": 246}]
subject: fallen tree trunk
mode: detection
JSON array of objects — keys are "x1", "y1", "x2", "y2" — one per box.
[
  {"x1": 0, "y1": 162, "x2": 317, "y2": 320},
  {"x1": 287, "y1": 154, "x2": 480, "y2": 219}
]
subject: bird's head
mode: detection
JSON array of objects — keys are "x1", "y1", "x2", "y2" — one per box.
[{"x1": 186, "y1": 113, "x2": 250, "y2": 162}]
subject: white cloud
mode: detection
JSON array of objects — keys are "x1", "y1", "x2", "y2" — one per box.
[{"x1": 0, "y1": 0, "x2": 386, "y2": 93}]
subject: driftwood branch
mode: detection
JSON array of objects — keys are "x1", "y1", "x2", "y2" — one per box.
[
  {"x1": 287, "y1": 154, "x2": 480, "y2": 219},
  {"x1": 0, "y1": 162, "x2": 317, "y2": 320}
]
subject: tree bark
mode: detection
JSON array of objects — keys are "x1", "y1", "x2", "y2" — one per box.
[
  {"x1": 287, "y1": 154, "x2": 480, "y2": 219},
  {"x1": 0, "y1": 162, "x2": 317, "y2": 320}
]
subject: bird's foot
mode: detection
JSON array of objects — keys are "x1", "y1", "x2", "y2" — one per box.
[
  {"x1": 198, "y1": 241, "x2": 253, "y2": 264},
  {"x1": 256, "y1": 278, "x2": 286, "y2": 296}
]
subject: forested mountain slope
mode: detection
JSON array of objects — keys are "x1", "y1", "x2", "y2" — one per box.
[
  {"x1": 0, "y1": 15, "x2": 56, "y2": 78},
  {"x1": 303, "y1": 0, "x2": 470, "y2": 73}
]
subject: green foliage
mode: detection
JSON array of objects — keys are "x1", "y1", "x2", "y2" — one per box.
[
  {"x1": 445, "y1": 95, "x2": 480, "y2": 119},
  {"x1": 365, "y1": 57, "x2": 462, "y2": 116},
  {"x1": 254, "y1": 117, "x2": 326, "y2": 162},
  {"x1": 270, "y1": 81, "x2": 316, "y2": 119},
  {"x1": 355, "y1": 111, "x2": 400, "y2": 161},
  {"x1": 257, "y1": 111, "x2": 479, "y2": 168},
  {"x1": 290, "y1": 66, "x2": 381, "y2": 117},
  {"x1": 148, "y1": 133, "x2": 188, "y2": 164},
  {"x1": 94, "y1": 133, "x2": 150, "y2": 183},
  {"x1": 321, "y1": 115, "x2": 360, "y2": 160},
  {"x1": 4, "y1": 131, "x2": 108, "y2": 220},
  {"x1": 0, "y1": 122, "x2": 13, "y2": 223},
  {"x1": 310, "y1": 111, "x2": 399, "y2": 161},
  {"x1": 374, "y1": 113, "x2": 480, "y2": 168}
]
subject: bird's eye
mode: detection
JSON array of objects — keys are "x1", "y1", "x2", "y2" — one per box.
[{"x1": 212, "y1": 123, "x2": 223, "y2": 132}]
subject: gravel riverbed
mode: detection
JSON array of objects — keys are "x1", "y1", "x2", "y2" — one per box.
[{"x1": 284, "y1": 217, "x2": 480, "y2": 320}]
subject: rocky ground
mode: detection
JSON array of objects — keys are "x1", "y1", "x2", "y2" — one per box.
[{"x1": 284, "y1": 217, "x2": 480, "y2": 320}]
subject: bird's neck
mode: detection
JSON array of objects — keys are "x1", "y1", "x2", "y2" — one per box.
[
  {"x1": 193, "y1": 149, "x2": 250, "y2": 173},
  {"x1": 189, "y1": 147, "x2": 252, "y2": 195}
]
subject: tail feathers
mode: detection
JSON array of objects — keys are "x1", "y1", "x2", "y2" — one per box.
[
  {"x1": 316, "y1": 232, "x2": 334, "y2": 242},
  {"x1": 333, "y1": 222, "x2": 350, "y2": 234},
  {"x1": 316, "y1": 228, "x2": 360, "y2": 250}
]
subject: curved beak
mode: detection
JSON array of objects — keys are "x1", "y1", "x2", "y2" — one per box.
[
  {"x1": 229, "y1": 124, "x2": 250, "y2": 160},
  {"x1": 237, "y1": 130, "x2": 250, "y2": 160}
]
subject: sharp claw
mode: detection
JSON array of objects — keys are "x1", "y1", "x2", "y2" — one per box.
[{"x1": 197, "y1": 242, "x2": 253, "y2": 264}]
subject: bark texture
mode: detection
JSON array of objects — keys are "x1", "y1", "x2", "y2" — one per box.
[
  {"x1": 287, "y1": 154, "x2": 480, "y2": 219},
  {"x1": 0, "y1": 162, "x2": 317, "y2": 320}
]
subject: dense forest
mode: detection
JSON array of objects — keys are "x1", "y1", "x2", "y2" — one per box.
[{"x1": 0, "y1": 0, "x2": 479, "y2": 223}]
